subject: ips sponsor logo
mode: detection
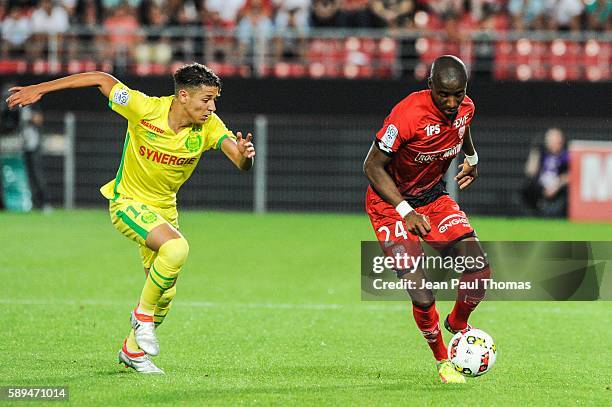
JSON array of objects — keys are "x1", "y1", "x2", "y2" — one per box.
[
  {"x1": 414, "y1": 142, "x2": 462, "y2": 163},
  {"x1": 437, "y1": 214, "x2": 469, "y2": 233},
  {"x1": 425, "y1": 124, "x2": 440, "y2": 136}
]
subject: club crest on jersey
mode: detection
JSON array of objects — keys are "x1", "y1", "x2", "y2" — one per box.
[
  {"x1": 141, "y1": 211, "x2": 158, "y2": 224},
  {"x1": 458, "y1": 126, "x2": 466, "y2": 139},
  {"x1": 379, "y1": 124, "x2": 398, "y2": 153},
  {"x1": 185, "y1": 132, "x2": 202, "y2": 153},
  {"x1": 112, "y1": 88, "x2": 129, "y2": 106}
]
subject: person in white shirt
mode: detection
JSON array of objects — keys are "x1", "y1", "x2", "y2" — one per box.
[
  {"x1": 28, "y1": 0, "x2": 70, "y2": 59},
  {"x1": 1, "y1": 6, "x2": 32, "y2": 57},
  {"x1": 546, "y1": 0, "x2": 584, "y2": 31}
]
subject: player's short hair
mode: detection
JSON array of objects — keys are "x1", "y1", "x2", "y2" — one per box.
[
  {"x1": 173, "y1": 63, "x2": 221, "y2": 95},
  {"x1": 430, "y1": 55, "x2": 468, "y2": 86}
]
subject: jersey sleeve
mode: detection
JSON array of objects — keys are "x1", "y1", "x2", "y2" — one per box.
[
  {"x1": 374, "y1": 104, "x2": 413, "y2": 156},
  {"x1": 204, "y1": 114, "x2": 237, "y2": 151},
  {"x1": 108, "y1": 82, "x2": 157, "y2": 122}
]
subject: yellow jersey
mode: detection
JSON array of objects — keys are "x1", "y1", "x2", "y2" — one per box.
[{"x1": 100, "y1": 82, "x2": 235, "y2": 208}]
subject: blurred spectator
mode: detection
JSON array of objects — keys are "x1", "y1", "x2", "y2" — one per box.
[
  {"x1": 28, "y1": 0, "x2": 70, "y2": 58},
  {"x1": 169, "y1": 0, "x2": 199, "y2": 25},
  {"x1": 475, "y1": 0, "x2": 508, "y2": 31},
  {"x1": 508, "y1": 0, "x2": 546, "y2": 30},
  {"x1": 101, "y1": 0, "x2": 141, "y2": 14},
  {"x1": 545, "y1": 0, "x2": 584, "y2": 31},
  {"x1": 58, "y1": 0, "x2": 77, "y2": 18},
  {"x1": 273, "y1": 6, "x2": 307, "y2": 61},
  {"x1": 168, "y1": 0, "x2": 201, "y2": 62},
  {"x1": 273, "y1": 0, "x2": 310, "y2": 63},
  {"x1": 310, "y1": 0, "x2": 339, "y2": 27},
  {"x1": 521, "y1": 128, "x2": 569, "y2": 218},
  {"x1": 275, "y1": 0, "x2": 311, "y2": 30},
  {"x1": 204, "y1": 0, "x2": 246, "y2": 28},
  {"x1": 236, "y1": 0, "x2": 274, "y2": 63},
  {"x1": 1, "y1": 5, "x2": 31, "y2": 57},
  {"x1": 584, "y1": 0, "x2": 611, "y2": 31},
  {"x1": 238, "y1": 0, "x2": 273, "y2": 20},
  {"x1": 426, "y1": 0, "x2": 464, "y2": 16},
  {"x1": 75, "y1": 0, "x2": 103, "y2": 24},
  {"x1": 6, "y1": 0, "x2": 37, "y2": 10},
  {"x1": 21, "y1": 104, "x2": 50, "y2": 211},
  {"x1": 337, "y1": 0, "x2": 373, "y2": 27},
  {"x1": 135, "y1": 2, "x2": 171, "y2": 64},
  {"x1": 68, "y1": 0, "x2": 103, "y2": 61},
  {"x1": 369, "y1": 0, "x2": 414, "y2": 28},
  {"x1": 102, "y1": 1, "x2": 141, "y2": 63}
]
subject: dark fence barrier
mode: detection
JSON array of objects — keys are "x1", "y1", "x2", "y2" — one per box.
[{"x1": 37, "y1": 112, "x2": 609, "y2": 216}]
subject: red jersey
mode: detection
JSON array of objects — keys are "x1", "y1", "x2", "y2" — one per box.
[{"x1": 374, "y1": 89, "x2": 475, "y2": 206}]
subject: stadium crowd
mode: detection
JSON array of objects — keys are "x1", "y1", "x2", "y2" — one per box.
[{"x1": 0, "y1": 0, "x2": 609, "y2": 78}]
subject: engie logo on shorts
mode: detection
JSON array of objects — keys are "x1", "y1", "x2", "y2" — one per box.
[
  {"x1": 378, "y1": 124, "x2": 398, "y2": 153},
  {"x1": 113, "y1": 88, "x2": 130, "y2": 106},
  {"x1": 437, "y1": 214, "x2": 469, "y2": 233}
]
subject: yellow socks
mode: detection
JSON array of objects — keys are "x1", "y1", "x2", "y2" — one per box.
[
  {"x1": 154, "y1": 285, "x2": 176, "y2": 326},
  {"x1": 138, "y1": 238, "x2": 189, "y2": 315}
]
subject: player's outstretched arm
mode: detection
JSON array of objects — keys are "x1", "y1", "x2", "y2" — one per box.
[
  {"x1": 455, "y1": 126, "x2": 479, "y2": 190},
  {"x1": 220, "y1": 132, "x2": 255, "y2": 171},
  {"x1": 6, "y1": 71, "x2": 119, "y2": 109},
  {"x1": 363, "y1": 142, "x2": 430, "y2": 236}
]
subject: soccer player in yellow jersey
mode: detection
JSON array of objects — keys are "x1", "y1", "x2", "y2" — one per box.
[{"x1": 7, "y1": 63, "x2": 255, "y2": 374}]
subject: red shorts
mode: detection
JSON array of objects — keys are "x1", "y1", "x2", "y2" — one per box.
[{"x1": 365, "y1": 185, "x2": 475, "y2": 257}]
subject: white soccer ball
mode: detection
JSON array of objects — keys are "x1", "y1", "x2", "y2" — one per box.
[{"x1": 448, "y1": 328, "x2": 497, "y2": 377}]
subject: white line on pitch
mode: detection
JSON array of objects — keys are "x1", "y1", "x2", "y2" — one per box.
[{"x1": 0, "y1": 298, "x2": 408, "y2": 312}]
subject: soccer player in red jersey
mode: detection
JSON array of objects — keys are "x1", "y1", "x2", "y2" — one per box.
[{"x1": 363, "y1": 55, "x2": 491, "y2": 384}]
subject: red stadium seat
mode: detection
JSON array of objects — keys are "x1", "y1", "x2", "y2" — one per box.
[
  {"x1": 66, "y1": 60, "x2": 97, "y2": 74},
  {"x1": 31, "y1": 59, "x2": 62, "y2": 75},
  {"x1": 583, "y1": 40, "x2": 611, "y2": 81},
  {"x1": 493, "y1": 40, "x2": 514, "y2": 79},
  {"x1": 549, "y1": 39, "x2": 581, "y2": 80},
  {"x1": 273, "y1": 62, "x2": 306, "y2": 78},
  {"x1": 0, "y1": 59, "x2": 27, "y2": 74},
  {"x1": 376, "y1": 37, "x2": 397, "y2": 78},
  {"x1": 308, "y1": 62, "x2": 340, "y2": 78}
]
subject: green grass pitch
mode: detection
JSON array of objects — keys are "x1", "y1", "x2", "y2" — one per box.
[{"x1": 1, "y1": 210, "x2": 610, "y2": 405}]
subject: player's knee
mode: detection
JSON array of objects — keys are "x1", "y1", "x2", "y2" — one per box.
[
  {"x1": 444, "y1": 235, "x2": 490, "y2": 273},
  {"x1": 159, "y1": 237, "x2": 189, "y2": 269},
  {"x1": 411, "y1": 298, "x2": 435, "y2": 310}
]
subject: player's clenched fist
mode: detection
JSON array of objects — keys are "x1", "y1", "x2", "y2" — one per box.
[
  {"x1": 236, "y1": 132, "x2": 256, "y2": 158},
  {"x1": 404, "y1": 211, "x2": 431, "y2": 236}
]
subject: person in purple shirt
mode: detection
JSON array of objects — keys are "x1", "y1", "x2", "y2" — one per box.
[{"x1": 521, "y1": 127, "x2": 569, "y2": 217}]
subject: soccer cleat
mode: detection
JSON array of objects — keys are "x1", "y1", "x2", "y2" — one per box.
[
  {"x1": 436, "y1": 359, "x2": 466, "y2": 384},
  {"x1": 118, "y1": 343, "x2": 164, "y2": 374},
  {"x1": 131, "y1": 309, "x2": 160, "y2": 356},
  {"x1": 444, "y1": 315, "x2": 472, "y2": 335}
]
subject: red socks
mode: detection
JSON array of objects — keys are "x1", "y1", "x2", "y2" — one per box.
[
  {"x1": 412, "y1": 302, "x2": 447, "y2": 361},
  {"x1": 448, "y1": 266, "x2": 491, "y2": 331}
]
